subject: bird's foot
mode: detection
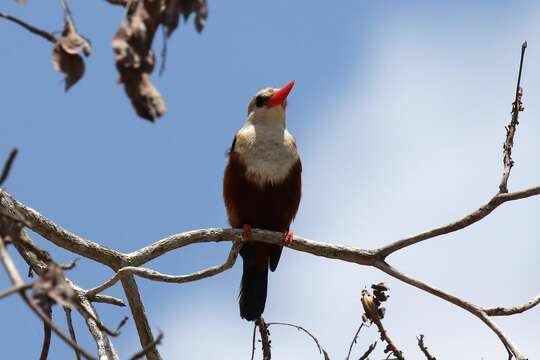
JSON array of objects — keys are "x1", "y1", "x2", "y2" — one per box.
[
  {"x1": 242, "y1": 224, "x2": 252, "y2": 241},
  {"x1": 283, "y1": 230, "x2": 294, "y2": 246}
]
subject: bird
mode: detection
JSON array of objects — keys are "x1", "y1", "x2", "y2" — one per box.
[{"x1": 223, "y1": 80, "x2": 302, "y2": 321}]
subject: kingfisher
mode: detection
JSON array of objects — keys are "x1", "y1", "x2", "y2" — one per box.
[{"x1": 223, "y1": 80, "x2": 302, "y2": 321}]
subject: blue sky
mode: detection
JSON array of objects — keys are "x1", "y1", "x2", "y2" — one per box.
[{"x1": 1, "y1": 1, "x2": 540, "y2": 359}]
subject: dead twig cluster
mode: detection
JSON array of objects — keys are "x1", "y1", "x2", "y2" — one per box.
[{"x1": 2, "y1": 0, "x2": 208, "y2": 121}]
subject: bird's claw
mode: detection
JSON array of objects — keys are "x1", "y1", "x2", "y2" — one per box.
[
  {"x1": 242, "y1": 224, "x2": 252, "y2": 241},
  {"x1": 283, "y1": 231, "x2": 294, "y2": 246}
]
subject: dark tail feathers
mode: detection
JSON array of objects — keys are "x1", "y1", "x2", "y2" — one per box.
[{"x1": 239, "y1": 261, "x2": 268, "y2": 321}]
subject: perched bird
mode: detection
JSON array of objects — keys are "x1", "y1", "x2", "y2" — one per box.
[{"x1": 223, "y1": 80, "x2": 302, "y2": 321}]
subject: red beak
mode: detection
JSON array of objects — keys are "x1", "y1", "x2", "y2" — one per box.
[{"x1": 267, "y1": 80, "x2": 295, "y2": 108}]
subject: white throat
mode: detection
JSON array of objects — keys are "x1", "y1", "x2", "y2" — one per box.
[{"x1": 234, "y1": 110, "x2": 299, "y2": 186}]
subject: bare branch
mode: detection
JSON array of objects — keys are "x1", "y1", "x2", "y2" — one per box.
[
  {"x1": 417, "y1": 335, "x2": 436, "y2": 360},
  {"x1": 0, "y1": 190, "x2": 125, "y2": 268},
  {"x1": 0, "y1": 12, "x2": 56, "y2": 43},
  {"x1": 73, "y1": 289, "x2": 120, "y2": 360},
  {"x1": 485, "y1": 293, "x2": 540, "y2": 316},
  {"x1": 375, "y1": 261, "x2": 526, "y2": 359},
  {"x1": 121, "y1": 275, "x2": 162, "y2": 360},
  {"x1": 500, "y1": 41, "x2": 527, "y2": 193},
  {"x1": 251, "y1": 322, "x2": 257, "y2": 360},
  {"x1": 12, "y1": 231, "x2": 120, "y2": 359},
  {"x1": 255, "y1": 318, "x2": 271, "y2": 360},
  {"x1": 0, "y1": 148, "x2": 18, "y2": 187},
  {"x1": 376, "y1": 185, "x2": 540, "y2": 257},
  {"x1": 88, "y1": 241, "x2": 241, "y2": 296},
  {"x1": 0, "y1": 239, "x2": 97, "y2": 360},
  {"x1": 65, "y1": 307, "x2": 82, "y2": 360},
  {"x1": 0, "y1": 283, "x2": 32, "y2": 299},
  {"x1": 361, "y1": 285, "x2": 404, "y2": 360},
  {"x1": 266, "y1": 322, "x2": 330, "y2": 359},
  {"x1": 104, "y1": 0, "x2": 128, "y2": 6},
  {"x1": 346, "y1": 323, "x2": 366, "y2": 360},
  {"x1": 128, "y1": 330, "x2": 164, "y2": 360},
  {"x1": 39, "y1": 307, "x2": 53, "y2": 360},
  {"x1": 358, "y1": 341, "x2": 377, "y2": 360},
  {"x1": 87, "y1": 293, "x2": 126, "y2": 307}
]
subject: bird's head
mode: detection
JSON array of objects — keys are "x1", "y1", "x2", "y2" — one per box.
[{"x1": 246, "y1": 80, "x2": 295, "y2": 127}]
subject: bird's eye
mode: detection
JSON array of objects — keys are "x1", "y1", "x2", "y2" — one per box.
[{"x1": 255, "y1": 95, "x2": 266, "y2": 108}]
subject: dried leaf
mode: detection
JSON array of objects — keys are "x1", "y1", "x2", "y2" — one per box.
[
  {"x1": 162, "y1": 0, "x2": 208, "y2": 36},
  {"x1": 32, "y1": 264, "x2": 75, "y2": 310},
  {"x1": 52, "y1": 19, "x2": 91, "y2": 91},
  {"x1": 113, "y1": 0, "x2": 166, "y2": 121},
  {"x1": 0, "y1": 214, "x2": 23, "y2": 244}
]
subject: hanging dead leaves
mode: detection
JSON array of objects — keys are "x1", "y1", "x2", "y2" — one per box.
[
  {"x1": 0, "y1": 6, "x2": 91, "y2": 91},
  {"x1": 4, "y1": 0, "x2": 209, "y2": 122},
  {"x1": 113, "y1": 0, "x2": 208, "y2": 122},
  {"x1": 53, "y1": 18, "x2": 92, "y2": 91}
]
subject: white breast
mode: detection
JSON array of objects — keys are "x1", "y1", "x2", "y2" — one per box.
[{"x1": 234, "y1": 123, "x2": 299, "y2": 187}]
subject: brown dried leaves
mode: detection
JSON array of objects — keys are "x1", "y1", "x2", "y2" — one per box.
[
  {"x1": 53, "y1": 19, "x2": 92, "y2": 91},
  {"x1": 33, "y1": 264, "x2": 75, "y2": 310},
  {"x1": 113, "y1": 0, "x2": 208, "y2": 121},
  {"x1": 113, "y1": 0, "x2": 165, "y2": 121},
  {"x1": 162, "y1": 0, "x2": 208, "y2": 36}
]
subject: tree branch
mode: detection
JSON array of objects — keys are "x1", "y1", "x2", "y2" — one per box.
[
  {"x1": 499, "y1": 41, "x2": 527, "y2": 193},
  {"x1": 374, "y1": 260, "x2": 526, "y2": 359},
  {"x1": 484, "y1": 293, "x2": 540, "y2": 316},
  {"x1": 255, "y1": 318, "x2": 271, "y2": 360},
  {"x1": 0, "y1": 239, "x2": 97, "y2": 360},
  {"x1": 0, "y1": 12, "x2": 56, "y2": 43},
  {"x1": 358, "y1": 341, "x2": 377, "y2": 360},
  {"x1": 65, "y1": 307, "x2": 82, "y2": 360},
  {"x1": 121, "y1": 275, "x2": 162, "y2": 360},
  {"x1": 375, "y1": 185, "x2": 540, "y2": 258},
  {"x1": 266, "y1": 322, "x2": 330, "y2": 359},
  {"x1": 39, "y1": 306, "x2": 52, "y2": 360},
  {"x1": 0, "y1": 190, "x2": 125, "y2": 268},
  {"x1": 0, "y1": 148, "x2": 18, "y2": 187},
  {"x1": 88, "y1": 241, "x2": 241, "y2": 296},
  {"x1": 417, "y1": 334, "x2": 436, "y2": 360}
]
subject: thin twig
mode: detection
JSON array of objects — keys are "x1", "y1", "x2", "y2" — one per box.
[
  {"x1": 121, "y1": 275, "x2": 162, "y2": 360},
  {"x1": 87, "y1": 241, "x2": 242, "y2": 296},
  {"x1": 65, "y1": 307, "x2": 82, "y2": 360},
  {"x1": 267, "y1": 322, "x2": 330, "y2": 359},
  {"x1": 358, "y1": 341, "x2": 377, "y2": 360},
  {"x1": 251, "y1": 322, "x2": 257, "y2": 360},
  {"x1": 255, "y1": 318, "x2": 271, "y2": 360},
  {"x1": 417, "y1": 335, "x2": 436, "y2": 360},
  {"x1": 39, "y1": 306, "x2": 53, "y2": 360},
  {"x1": 376, "y1": 185, "x2": 540, "y2": 257},
  {"x1": 74, "y1": 300, "x2": 123, "y2": 337},
  {"x1": 0, "y1": 283, "x2": 32, "y2": 300},
  {"x1": 361, "y1": 289, "x2": 404, "y2": 360},
  {"x1": 159, "y1": 27, "x2": 168, "y2": 76},
  {"x1": 485, "y1": 293, "x2": 540, "y2": 316},
  {"x1": 128, "y1": 330, "x2": 164, "y2": 360},
  {"x1": 0, "y1": 12, "x2": 56, "y2": 43},
  {"x1": 500, "y1": 41, "x2": 527, "y2": 193},
  {"x1": 11, "y1": 230, "x2": 119, "y2": 359},
  {"x1": 0, "y1": 148, "x2": 18, "y2": 187},
  {"x1": 346, "y1": 323, "x2": 366, "y2": 360},
  {"x1": 0, "y1": 238, "x2": 97, "y2": 360}
]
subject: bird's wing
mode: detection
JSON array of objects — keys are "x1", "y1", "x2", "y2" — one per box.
[{"x1": 269, "y1": 158, "x2": 302, "y2": 272}]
